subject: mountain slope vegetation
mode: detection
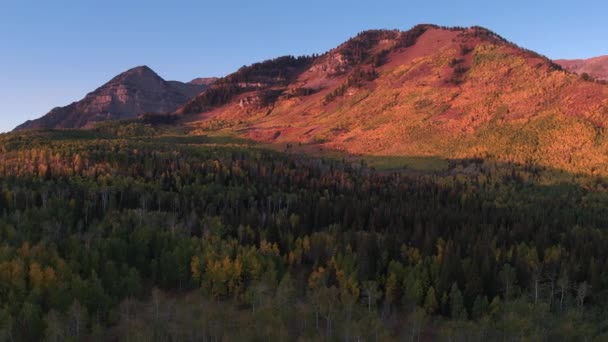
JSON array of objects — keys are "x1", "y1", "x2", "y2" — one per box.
[
  {"x1": 179, "y1": 25, "x2": 608, "y2": 176},
  {"x1": 557, "y1": 56, "x2": 608, "y2": 81}
]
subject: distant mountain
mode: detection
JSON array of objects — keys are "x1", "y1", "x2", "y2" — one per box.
[
  {"x1": 178, "y1": 24, "x2": 608, "y2": 174},
  {"x1": 15, "y1": 66, "x2": 214, "y2": 130},
  {"x1": 556, "y1": 56, "x2": 608, "y2": 80},
  {"x1": 189, "y1": 77, "x2": 219, "y2": 86}
]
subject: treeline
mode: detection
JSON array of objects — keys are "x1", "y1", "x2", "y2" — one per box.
[
  {"x1": 181, "y1": 55, "x2": 314, "y2": 114},
  {"x1": 0, "y1": 130, "x2": 607, "y2": 340},
  {"x1": 324, "y1": 68, "x2": 379, "y2": 103},
  {"x1": 397, "y1": 24, "x2": 433, "y2": 48},
  {"x1": 339, "y1": 30, "x2": 400, "y2": 66}
]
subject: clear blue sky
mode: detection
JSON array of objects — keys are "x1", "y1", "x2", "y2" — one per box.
[{"x1": 1, "y1": 0, "x2": 607, "y2": 132}]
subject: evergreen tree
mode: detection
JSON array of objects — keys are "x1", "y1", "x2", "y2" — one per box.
[{"x1": 450, "y1": 283, "x2": 467, "y2": 320}]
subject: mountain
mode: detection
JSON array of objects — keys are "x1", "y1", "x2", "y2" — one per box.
[
  {"x1": 189, "y1": 77, "x2": 219, "y2": 86},
  {"x1": 15, "y1": 66, "x2": 214, "y2": 130},
  {"x1": 556, "y1": 56, "x2": 608, "y2": 80},
  {"x1": 178, "y1": 25, "x2": 608, "y2": 174}
]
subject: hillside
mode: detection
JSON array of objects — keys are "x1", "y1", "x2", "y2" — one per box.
[
  {"x1": 556, "y1": 55, "x2": 608, "y2": 81},
  {"x1": 15, "y1": 66, "x2": 213, "y2": 130},
  {"x1": 179, "y1": 25, "x2": 608, "y2": 175}
]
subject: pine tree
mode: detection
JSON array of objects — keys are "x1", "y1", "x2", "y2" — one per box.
[
  {"x1": 449, "y1": 283, "x2": 467, "y2": 320},
  {"x1": 424, "y1": 287, "x2": 439, "y2": 314},
  {"x1": 472, "y1": 295, "x2": 489, "y2": 320}
]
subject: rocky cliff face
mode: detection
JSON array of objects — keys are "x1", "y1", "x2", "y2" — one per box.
[{"x1": 15, "y1": 66, "x2": 213, "y2": 130}]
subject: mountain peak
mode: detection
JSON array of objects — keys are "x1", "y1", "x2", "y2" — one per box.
[
  {"x1": 106, "y1": 65, "x2": 164, "y2": 85},
  {"x1": 176, "y1": 23, "x2": 608, "y2": 176},
  {"x1": 122, "y1": 65, "x2": 160, "y2": 77},
  {"x1": 14, "y1": 65, "x2": 212, "y2": 130},
  {"x1": 130, "y1": 64, "x2": 154, "y2": 72}
]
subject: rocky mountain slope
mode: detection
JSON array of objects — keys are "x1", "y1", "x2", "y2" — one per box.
[
  {"x1": 178, "y1": 25, "x2": 608, "y2": 174},
  {"x1": 15, "y1": 66, "x2": 213, "y2": 130},
  {"x1": 556, "y1": 56, "x2": 608, "y2": 81}
]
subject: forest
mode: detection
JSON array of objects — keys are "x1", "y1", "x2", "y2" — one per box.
[{"x1": 0, "y1": 125, "x2": 608, "y2": 341}]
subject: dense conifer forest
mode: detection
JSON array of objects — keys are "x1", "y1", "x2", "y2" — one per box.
[{"x1": 1, "y1": 124, "x2": 608, "y2": 341}]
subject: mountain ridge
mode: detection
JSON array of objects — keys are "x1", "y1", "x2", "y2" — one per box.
[
  {"x1": 14, "y1": 65, "x2": 214, "y2": 130},
  {"x1": 175, "y1": 24, "x2": 608, "y2": 175},
  {"x1": 556, "y1": 55, "x2": 608, "y2": 81},
  {"x1": 13, "y1": 24, "x2": 608, "y2": 175}
]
